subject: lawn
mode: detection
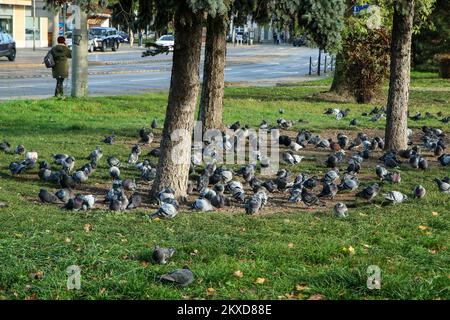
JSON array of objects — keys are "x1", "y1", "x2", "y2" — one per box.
[{"x1": 0, "y1": 74, "x2": 449, "y2": 300}]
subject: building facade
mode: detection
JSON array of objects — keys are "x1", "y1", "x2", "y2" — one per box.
[{"x1": 0, "y1": 0, "x2": 49, "y2": 48}]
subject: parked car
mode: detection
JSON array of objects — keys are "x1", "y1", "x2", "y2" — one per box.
[
  {"x1": 292, "y1": 36, "x2": 306, "y2": 47},
  {"x1": 66, "y1": 31, "x2": 96, "y2": 53},
  {"x1": 117, "y1": 31, "x2": 129, "y2": 43},
  {"x1": 89, "y1": 27, "x2": 121, "y2": 52},
  {"x1": 0, "y1": 32, "x2": 16, "y2": 61},
  {"x1": 155, "y1": 35, "x2": 174, "y2": 51}
]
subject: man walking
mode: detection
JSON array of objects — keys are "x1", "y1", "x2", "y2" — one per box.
[{"x1": 49, "y1": 36, "x2": 71, "y2": 97}]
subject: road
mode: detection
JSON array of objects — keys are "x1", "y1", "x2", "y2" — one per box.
[{"x1": 0, "y1": 45, "x2": 327, "y2": 100}]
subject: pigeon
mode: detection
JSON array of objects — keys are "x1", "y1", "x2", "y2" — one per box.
[
  {"x1": 60, "y1": 172, "x2": 76, "y2": 189},
  {"x1": 103, "y1": 134, "x2": 115, "y2": 144},
  {"x1": 288, "y1": 187, "x2": 303, "y2": 202},
  {"x1": 109, "y1": 166, "x2": 120, "y2": 180},
  {"x1": 383, "y1": 171, "x2": 401, "y2": 184},
  {"x1": 38, "y1": 168, "x2": 52, "y2": 181},
  {"x1": 62, "y1": 156, "x2": 75, "y2": 173},
  {"x1": 55, "y1": 189, "x2": 74, "y2": 203},
  {"x1": 25, "y1": 151, "x2": 38, "y2": 161},
  {"x1": 191, "y1": 198, "x2": 213, "y2": 212},
  {"x1": 318, "y1": 183, "x2": 338, "y2": 199},
  {"x1": 227, "y1": 180, "x2": 246, "y2": 202},
  {"x1": 15, "y1": 144, "x2": 26, "y2": 155},
  {"x1": 38, "y1": 189, "x2": 60, "y2": 204},
  {"x1": 151, "y1": 118, "x2": 158, "y2": 129},
  {"x1": 64, "y1": 196, "x2": 84, "y2": 211},
  {"x1": 87, "y1": 147, "x2": 103, "y2": 162},
  {"x1": 338, "y1": 175, "x2": 359, "y2": 191},
  {"x1": 356, "y1": 183, "x2": 380, "y2": 201},
  {"x1": 325, "y1": 155, "x2": 339, "y2": 168},
  {"x1": 322, "y1": 170, "x2": 339, "y2": 184},
  {"x1": 303, "y1": 176, "x2": 319, "y2": 190},
  {"x1": 9, "y1": 162, "x2": 27, "y2": 174},
  {"x1": 237, "y1": 164, "x2": 255, "y2": 182},
  {"x1": 438, "y1": 154, "x2": 450, "y2": 166},
  {"x1": 73, "y1": 170, "x2": 88, "y2": 183},
  {"x1": 418, "y1": 157, "x2": 428, "y2": 170},
  {"x1": 384, "y1": 191, "x2": 408, "y2": 204},
  {"x1": 375, "y1": 165, "x2": 388, "y2": 180},
  {"x1": 127, "y1": 193, "x2": 142, "y2": 209},
  {"x1": 141, "y1": 167, "x2": 157, "y2": 181},
  {"x1": 245, "y1": 190, "x2": 268, "y2": 214},
  {"x1": 160, "y1": 266, "x2": 194, "y2": 287},
  {"x1": 151, "y1": 202, "x2": 178, "y2": 219},
  {"x1": 301, "y1": 188, "x2": 325, "y2": 206},
  {"x1": 210, "y1": 184, "x2": 227, "y2": 208},
  {"x1": 80, "y1": 194, "x2": 96, "y2": 210},
  {"x1": 282, "y1": 151, "x2": 304, "y2": 165},
  {"x1": 139, "y1": 128, "x2": 154, "y2": 144},
  {"x1": 0, "y1": 141, "x2": 11, "y2": 152},
  {"x1": 128, "y1": 152, "x2": 139, "y2": 165},
  {"x1": 434, "y1": 178, "x2": 450, "y2": 193},
  {"x1": 149, "y1": 148, "x2": 161, "y2": 157},
  {"x1": 122, "y1": 178, "x2": 136, "y2": 191},
  {"x1": 52, "y1": 153, "x2": 69, "y2": 165},
  {"x1": 152, "y1": 247, "x2": 176, "y2": 265},
  {"x1": 412, "y1": 185, "x2": 426, "y2": 198},
  {"x1": 333, "y1": 202, "x2": 348, "y2": 218}
]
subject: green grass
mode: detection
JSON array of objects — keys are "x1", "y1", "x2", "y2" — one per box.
[{"x1": 0, "y1": 74, "x2": 449, "y2": 300}]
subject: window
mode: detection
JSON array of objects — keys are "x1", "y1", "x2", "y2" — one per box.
[{"x1": 25, "y1": 6, "x2": 40, "y2": 41}]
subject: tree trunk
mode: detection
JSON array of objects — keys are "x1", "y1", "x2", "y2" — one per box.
[
  {"x1": 52, "y1": 7, "x2": 60, "y2": 47},
  {"x1": 385, "y1": 1, "x2": 414, "y2": 152},
  {"x1": 199, "y1": 15, "x2": 227, "y2": 134},
  {"x1": 330, "y1": 52, "x2": 347, "y2": 93},
  {"x1": 150, "y1": 12, "x2": 204, "y2": 199},
  {"x1": 71, "y1": 7, "x2": 88, "y2": 97},
  {"x1": 129, "y1": 27, "x2": 134, "y2": 47}
]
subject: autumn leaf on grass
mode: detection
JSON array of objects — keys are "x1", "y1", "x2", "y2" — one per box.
[
  {"x1": 207, "y1": 288, "x2": 216, "y2": 296},
  {"x1": 140, "y1": 261, "x2": 149, "y2": 267},
  {"x1": 29, "y1": 271, "x2": 44, "y2": 280},
  {"x1": 24, "y1": 293, "x2": 38, "y2": 300},
  {"x1": 432, "y1": 211, "x2": 439, "y2": 216},
  {"x1": 308, "y1": 294, "x2": 326, "y2": 300},
  {"x1": 343, "y1": 246, "x2": 355, "y2": 255},
  {"x1": 418, "y1": 225, "x2": 428, "y2": 231},
  {"x1": 287, "y1": 242, "x2": 294, "y2": 248},
  {"x1": 190, "y1": 249, "x2": 199, "y2": 256},
  {"x1": 295, "y1": 284, "x2": 310, "y2": 291},
  {"x1": 83, "y1": 224, "x2": 92, "y2": 232},
  {"x1": 255, "y1": 277, "x2": 266, "y2": 285},
  {"x1": 233, "y1": 270, "x2": 244, "y2": 278}
]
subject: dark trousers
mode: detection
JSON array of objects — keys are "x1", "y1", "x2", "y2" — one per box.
[{"x1": 55, "y1": 77, "x2": 64, "y2": 97}]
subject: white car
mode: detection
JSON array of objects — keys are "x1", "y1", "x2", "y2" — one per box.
[{"x1": 155, "y1": 35, "x2": 174, "y2": 51}]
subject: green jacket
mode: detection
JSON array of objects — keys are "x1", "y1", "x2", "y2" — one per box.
[{"x1": 50, "y1": 44, "x2": 71, "y2": 79}]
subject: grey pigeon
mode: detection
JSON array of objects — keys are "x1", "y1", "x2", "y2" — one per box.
[
  {"x1": 434, "y1": 178, "x2": 450, "y2": 193},
  {"x1": 109, "y1": 166, "x2": 120, "y2": 179},
  {"x1": 301, "y1": 188, "x2": 325, "y2": 206},
  {"x1": 103, "y1": 134, "x2": 115, "y2": 144},
  {"x1": 152, "y1": 247, "x2": 176, "y2": 264},
  {"x1": 160, "y1": 266, "x2": 194, "y2": 287},
  {"x1": 384, "y1": 191, "x2": 408, "y2": 204},
  {"x1": 39, "y1": 189, "x2": 60, "y2": 204},
  {"x1": 191, "y1": 198, "x2": 213, "y2": 212},
  {"x1": 15, "y1": 144, "x2": 26, "y2": 155},
  {"x1": 55, "y1": 189, "x2": 74, "y2": 203},
  {"x1": 318, "y1": 183, "x2": 338, "y2": 199},
  {"x1": 122, "y1": 178, "x2": 137, "y2": 191},
  {"x1": 412, "y1": 185, "x2": 426, "y2": 198},
  {"x1": 87, "y1": 147, "x2": 103, "y2": 162},
  {"x1": 150, "y1": 202, "x2": 178, "y2": 219},
  {"x1": 333, "y1": 202, "x2": 348, "y2": 218},
  {"x1": 107, "y1": 156, "x2": 120, "y2": 168},
  {"x1": 375, "y1": 165, "x2": 388, "y2": 180},
  {"x1": 356, "y1": 183, "x2": 380, "y2": 201},
  {"x1": 245, "y1": 190, "x2": 268, "y2": 214},
  {"x1": 151, "y1": 118, "x2": 158, "y2": 129},
  {"x1": 127, "y1": 193, "x2": 142, "y2": 209},
  {"x1": 437, "y1": 154, "x2": 450, "y2": 166}
]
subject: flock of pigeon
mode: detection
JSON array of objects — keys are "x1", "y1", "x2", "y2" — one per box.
[
  {"x1": 1, "y1": 107, "x2": 450, "y2": 287},
  {"x1": 1, "y1": 107, "x2": 449, "y2": 222}
]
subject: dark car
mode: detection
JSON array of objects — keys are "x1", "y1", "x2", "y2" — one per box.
[
  {"x1": 0, "y1": 32, "x2": 16, "y2": 61},
  {"x1": 89, "y1": 27, "x2": 121, "y2": 52},
  {"x1": 292, "y1": 36, "x2": 306, "y2": 47},
  {"x1": 117, "y1": 31, "x2": 129, "y2": 43}
]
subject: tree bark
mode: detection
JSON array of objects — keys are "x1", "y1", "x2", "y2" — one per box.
[
  {"x1": 150, "y1": 12, "x2": 204, "y2": 199},
  {"x1": 199, "y1": 15, "x2": 227, "y2": 134},
  {"x1": 330, "y1": 52, "x2": 347, "y2": 93},
  {"x1": 52, "y1": 7, "x2": 60, "y2": 47},
  {"x1": 71, "y1": 6, "x2": 88, "y2": 97},
  {"x1": 385, "y1": 1, "x2": 414, "y2": 152}
]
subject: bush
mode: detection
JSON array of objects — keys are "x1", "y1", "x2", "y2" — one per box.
[{"x1": 342, "y1": 27, "x2": 390, "y2": 103}]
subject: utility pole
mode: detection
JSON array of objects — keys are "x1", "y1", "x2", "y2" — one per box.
[{"x1": 32, "y1": 0, "x2": 36, "y2": 51}]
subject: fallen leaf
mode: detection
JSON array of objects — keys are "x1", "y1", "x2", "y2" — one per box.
[
  {"x1": 288, "y1": 242, "x2": 295, "y2": 248},
  {"x1": 295, "y1": 284, "x2": 310, "y2": 291},
  {"x1": 432, "y1": 211, "x2": 439, "y2": 216},
  {"x1": 83, "y1": 224, "x2": 92, "y2": 232},
  {"x1": 308, "y1": 294, "x2": 326, "y2": 300},
  {"x1": 255, "y1": 277, "x2": 266, "y2": 284},
  {"x1": 153, "y1": 217, "x2": 161, "y2": 222},
  {"x1": 233, "y1": 270, "x2": 244, "y2": 278},
  {"x1": 29, "y1": 271, "x2": 44, "y2": 280},
  {"x1": 99, "y1": 288, "x2": 106, "y2": 294},
  {"x1": 190, "y1": 249, "x2": 199, "y2": 256},
  {"x1": 24, "y1": 293, "x2": 38, "y2": 300},
  {"x1": 140, "y1": 261, "x2": 149, "y2": 267},
  {"x1": 429, "y1": 249, "x2": 438, "y2": 254},
  {"x1": 65, "y1": 237, "x2": 71, "y2": 243},
  {"x1": 418, "y1": 225, "x2": 428, "y2": 231},
  {"x1": 206, "y1": 288, "x2": 216, "y2": 295}
]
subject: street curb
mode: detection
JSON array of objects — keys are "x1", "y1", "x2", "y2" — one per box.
[{"x1": 0, "y1": 68, "x2": 167, "y2": 79}]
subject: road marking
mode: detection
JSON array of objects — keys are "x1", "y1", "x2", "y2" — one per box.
[
  {"x1": 0, "y1": 85, "x2": 35, "y2": 89},
  {"x1": 129, "y1": 77, "x2": 166, "y2": 82}
]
